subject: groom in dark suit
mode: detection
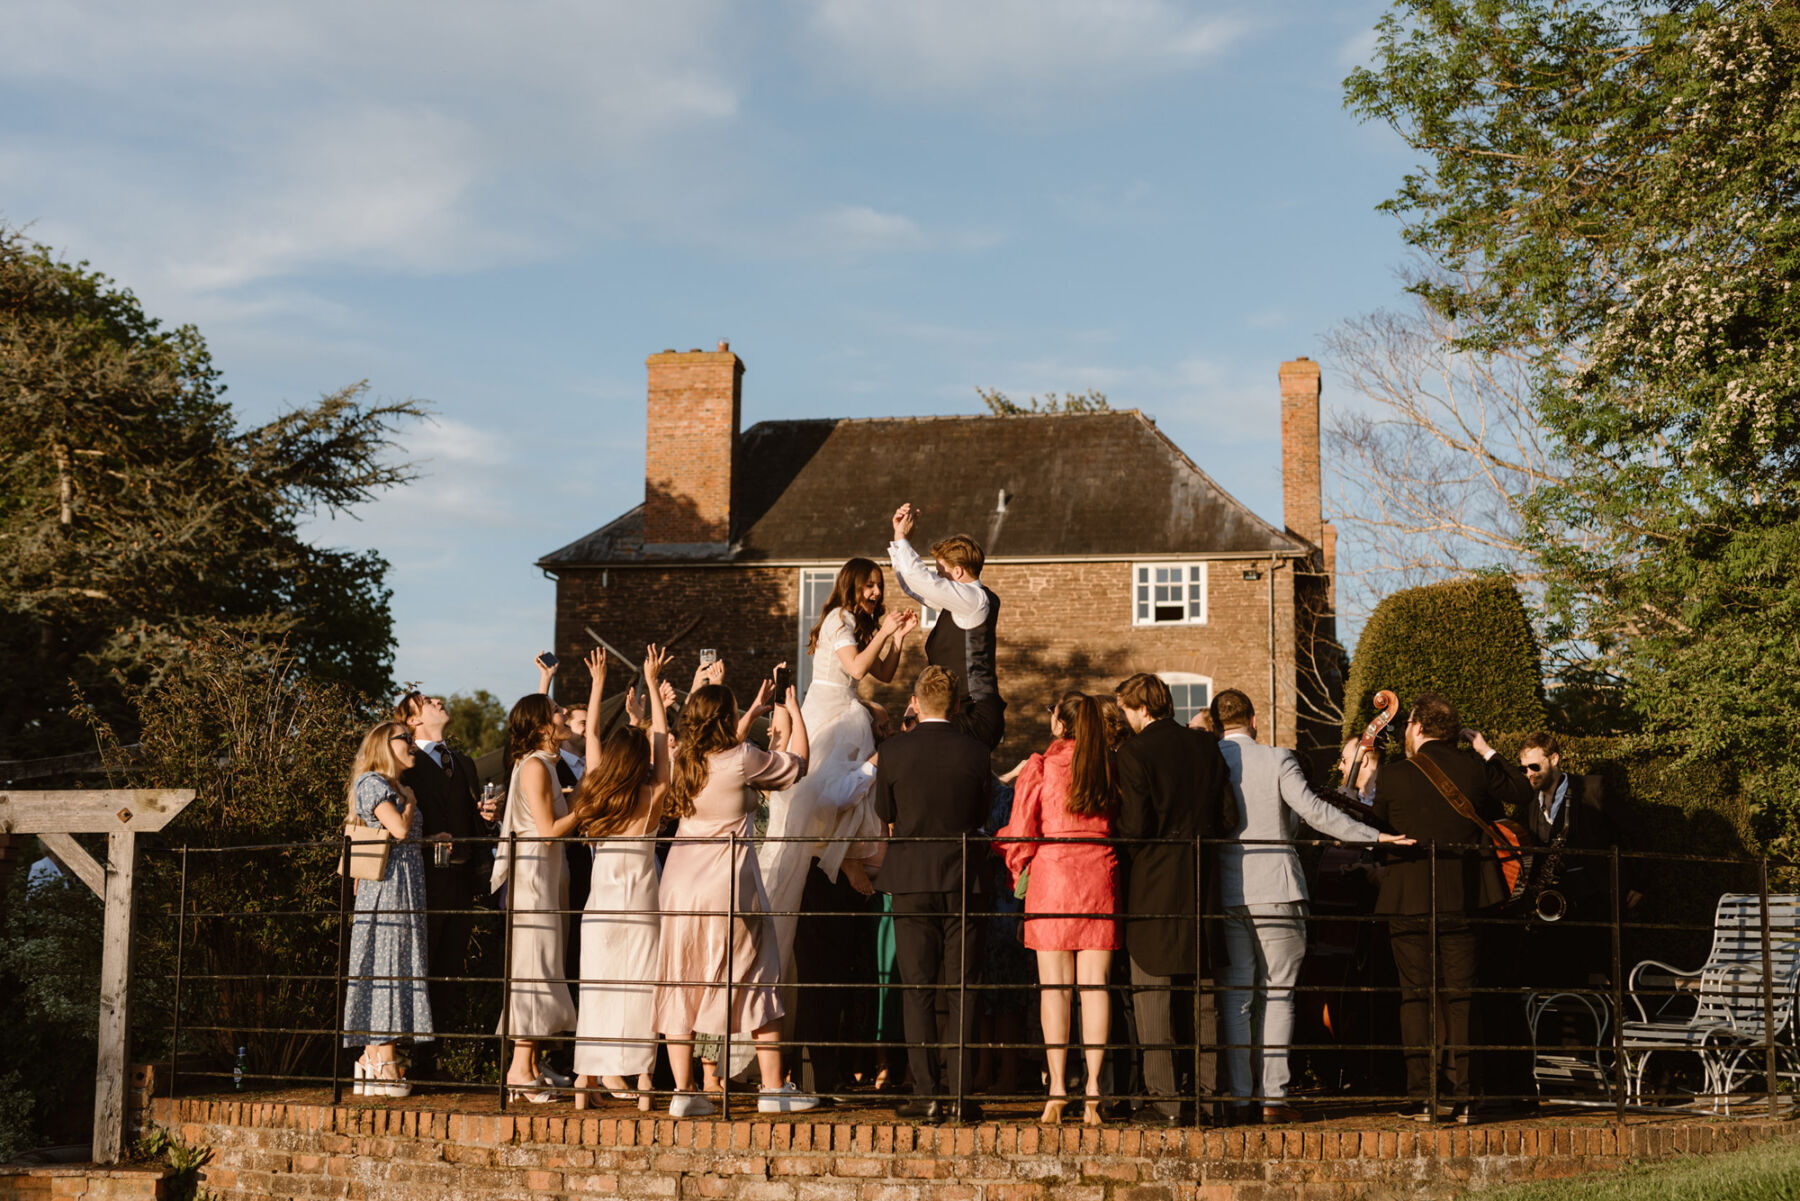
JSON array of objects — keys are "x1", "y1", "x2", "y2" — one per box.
[{"x1": 875, "y1": 666, "x2": 992, "y2": 1122}]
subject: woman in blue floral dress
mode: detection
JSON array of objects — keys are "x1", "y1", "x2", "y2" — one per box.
[{"x1": 341, "y1": 720, "x2": 436, "y2": 1097}]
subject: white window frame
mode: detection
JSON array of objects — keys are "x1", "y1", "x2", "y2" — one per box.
[
  {"x1": 1157, "y1": 672, "x2": 1215, "y2": 727},
  {"x1": 796, "y1": 568, "x2": 839, "y2": 698},
  {"x1": 1132, "y1": 561, "x2": 1208, "y2": 626}
]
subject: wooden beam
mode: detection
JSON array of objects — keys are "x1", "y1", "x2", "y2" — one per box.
[
  {"x1": 0, "y1": 789, "x2": 195, "y2": 834},
  {"x1": 92, "y1": 828, "x2": 136, "y2": 1163},
  {"x1": 37, "y1": 832, "x2": 105, "y2": 898}
]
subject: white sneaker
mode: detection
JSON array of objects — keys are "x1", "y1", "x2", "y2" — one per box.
[
  {"x1": 669, "y1": 1091, "x2": 716, "y2": 1118},
  {"x1": 758, "y1": 1083, "x2": 819, "y2": 1114}
]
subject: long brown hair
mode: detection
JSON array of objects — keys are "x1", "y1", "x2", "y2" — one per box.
[
  {"x1": 571, "y1": 727, "x2": 653, "y2": 839},
  {"x1": 346, "y1": 721, "x2": 411, "y2": 820},
  {"x1": 1052, "y1": 691, "x2": 1120, "y2": 818},
  {"x1": 806, "y1": 557, "x2": 883, "y2": 655},
  {"x1": 505, "y1": 693, "x2": 560, "y2": 773},
  {"x1": 664, "y1": 684, "x2": 740, "y2": 819}
]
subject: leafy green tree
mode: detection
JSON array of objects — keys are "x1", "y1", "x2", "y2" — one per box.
[
  {"x1": 0, "y1": 225, "x2": 423, "y2": 757},
  {"x1": 444, "y1": 689, "x2": 507, "y2": 759},
  {"x1": 1347, "y1": 2, "x2": 1800, "y2": 849},
  {"x1": 975, "y1": 386, "x2": 1111, "y2": 415}
]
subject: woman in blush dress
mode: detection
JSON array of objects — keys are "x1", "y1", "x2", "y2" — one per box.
[
  {"x1": 997, "y1": 691, "x2": 1123, "y2": 1127},
  {"x1": 569, "y1": 645, "x2": 672, "y2": 1110},
  {"x1": 492, "y1": 691, "x2": 583, "y2": 1101},
  {"x1": 341, "y1": 721, "x2": 435, "y2": 1098},
  {"x1": 759, "y1": 558, "x2": 915, "y2": 976},
  {"x1": 654, "y1": 677, "x2": 821, "y2": 1117}
]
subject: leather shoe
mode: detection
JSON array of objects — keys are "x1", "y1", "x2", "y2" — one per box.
[
  {"x1": 947, "y1": 1100, "x2": 983, "y2": 1124},
  {"x1": 896, "y1": 1099, "x2": 943, "y2": 1122},
  {"x1": 1261, "y1": 1104, "x2": 1303, "y2": 1125}
]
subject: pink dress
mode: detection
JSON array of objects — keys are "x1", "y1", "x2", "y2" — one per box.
[
  {"x1": 653, "y1": 742, "x2": 806, "y2": 1036},
  {"x1": 997, "y1": 738, "x2": 1122, "y2": 952}
]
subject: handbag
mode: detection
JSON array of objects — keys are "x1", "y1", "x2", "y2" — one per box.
[
  {"x1": 1410, "y1": 750, "x2": 1533, "y2": 899},
  {"x1": 336, "y1": 820, "x2": 393, "y2": 881}
]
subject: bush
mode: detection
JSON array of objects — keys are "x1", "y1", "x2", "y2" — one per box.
[{"x1": 1343, "y1": 576, "x2": 1547, "y2": 742}]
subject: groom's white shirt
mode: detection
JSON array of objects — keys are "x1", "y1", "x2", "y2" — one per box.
[{"x1": 887, "y1": 537, "x2": 989, "y2": 629}]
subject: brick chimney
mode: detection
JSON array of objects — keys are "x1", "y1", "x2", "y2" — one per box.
[
  {"x1": 643, "y1": 342, "x2": 743, "y2": 551},
  {"x1": 1279, "y1": 357, "x2": 1324, "y2": 550}
]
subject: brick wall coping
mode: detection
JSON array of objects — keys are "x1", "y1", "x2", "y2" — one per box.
[
  {"x1": 0, "y1": 1164, "x2": 169, "y2": 1201},
  {"x1": 148, "y1": 1095, "x2": 1800, "y2": 1165}
]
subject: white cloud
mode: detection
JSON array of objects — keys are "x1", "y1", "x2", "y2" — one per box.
[{"x1": 800, "y1": 0, "x2": 1251, "y2": 104}]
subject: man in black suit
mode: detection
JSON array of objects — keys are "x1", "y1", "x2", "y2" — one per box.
[
  {"x1": 1372, "y1": 692, "x2": 1534, "y2": 1119},
  {"x1": 397, "y1": 691, "x2": 498, "y2": 1072},
  {"x1": 874, "y1": 666, "x2": 992, "y2": 1122},
  {"x1": 1114, "y1": 672, "x2": 1238, "y2": 1125},
  {"x1": 1518, "y1": 730, "x2": 1638, "y2": 976}
]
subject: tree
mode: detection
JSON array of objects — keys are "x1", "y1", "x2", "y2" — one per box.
[
  {"x1": 0, "y1": 225, "x2": 423, "y2": 757},
  {"x1": 444, "y1": 689, "x2": 507, "y2": 759},
  {"x1": 975, "y1": 387, "x2": 1111, "y2": 415},
  {"x1": 1347, "y1": 2, "x2": 1800, "y2": 845}
]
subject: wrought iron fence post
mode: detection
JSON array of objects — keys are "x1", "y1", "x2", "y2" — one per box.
[
  {"x1": 499, "y1": 830, "x2": 517, "y2": 1113},
  {"x1": 957, "y1": 832, "x2": 968, "y2": 1120},
  {"x1": 1195, "y1": 831, "x2": 1205, "y2": 1122},
  {"x1": 724, "y1": 829, "x2": 736, "y2": 1122},
  {"x1": 1760, "y1": 855, "x2": 1777, "y2": 1115},
  {"x1": 169, "y1": 847, "x2": 189, "y2": 1109},
  {"x1": 333, "y1": 833, "x2": 353, "y2": 1104},
  {"x1": 1428, "y1": 840, "x2": 1438, "y2": 1119},
  {"x1": 1610, "y1": 846, "x2": 1626, "y2": 1119}
]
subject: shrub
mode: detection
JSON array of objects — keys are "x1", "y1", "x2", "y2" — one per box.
[{"x1": 1343, "y1": 576, "x2": 1547, "y2": 741}]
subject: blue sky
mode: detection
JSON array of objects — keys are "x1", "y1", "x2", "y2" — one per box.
[{"x1": 4, "y1": 0, "x2": 1412, "y2": 699}]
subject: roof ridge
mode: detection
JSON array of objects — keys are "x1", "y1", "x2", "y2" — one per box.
[{"x1": 743, "y1": 408, "x2": 1144, "y2": 434}]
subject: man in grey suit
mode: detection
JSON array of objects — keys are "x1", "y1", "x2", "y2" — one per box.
[{"x1": 1212, "y1": 689, "x2": 1413, "y2": 1123}]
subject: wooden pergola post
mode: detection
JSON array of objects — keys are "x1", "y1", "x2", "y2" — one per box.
[{"x1": 0, "y1": 789, "x2": 195, "y2": 1164}]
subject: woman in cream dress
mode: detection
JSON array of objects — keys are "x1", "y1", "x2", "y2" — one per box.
[
  {"x1": 492, "y1": 691, "x2": 583, "y2": 1100},
  {"x1": 570, "y1": 645, "x2": 672, "y2": 1110}
]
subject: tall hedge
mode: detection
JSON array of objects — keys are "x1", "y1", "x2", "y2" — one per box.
[{"x1": 1342, "y1": 576, "x2": 1547, "y2": 741}]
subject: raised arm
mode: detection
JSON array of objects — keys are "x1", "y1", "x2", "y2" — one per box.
[
  {"x1": 738, "y1": 671, "x2": 776, "y2": 743},
  {"x1": 581, "y1": 647, "x2": 608, "y2": 765},
  {"x1": 886, "y1": 535, "x2": 989, "y2": 628},
  {"x1": 780, "y1": 680, "x2": 809, "y2": 767},
  {"x1": 643, "y1": 645, "x2": 673, "y2": 816},
  {"x1": 535, "y1": 653, "x2": 558, "y2": 696},
  {"x1": 868, "y1": 611, "x2": 916, "y2": 683},
  {"x1": 836, "y1": 609, "x2": 909, "y2": 681}
]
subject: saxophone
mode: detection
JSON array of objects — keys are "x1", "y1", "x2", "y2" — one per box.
[{"x1": 1529, "y1": 839, "x2": 1567, "y2": 923}]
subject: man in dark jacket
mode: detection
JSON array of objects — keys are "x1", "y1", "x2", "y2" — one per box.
[
  {"x1": 875, "y1": 666, "x2": 992, "y2": 1122},
  {"x1": 1373, "y1": 692, "x2": 1534, "y2": 1118},
  {"x1": 397, "y1": 690, "x2": 497, "y2": 1072},
  {"x1": 1114, "y1": 672, "x2": 1239, "y2": 1124}
]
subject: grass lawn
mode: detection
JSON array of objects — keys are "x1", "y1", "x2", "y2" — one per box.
[{"x1": 1471, "y1": 1135, "x2": 1800, "y2": 1201}]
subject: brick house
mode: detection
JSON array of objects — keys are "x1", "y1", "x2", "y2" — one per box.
[{"x1": 538, "y1": 343, "x2": 1339, "y2": 761}]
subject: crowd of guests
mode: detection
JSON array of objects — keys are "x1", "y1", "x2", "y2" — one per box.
[{"x1": 339, "y1": 504, "x2": 1632, "y2": 1126}]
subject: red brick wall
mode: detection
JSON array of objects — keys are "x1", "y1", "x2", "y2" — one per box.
[
  {"x1": 644, "y1": 346, "x2": 743, "y2": 546},
  {"x1": 553, "y1": 557, "x2": 1306, "y2": 760},
  {"x1": 148, "y1": 1096, "x2": 1800, "y2": 1201}
]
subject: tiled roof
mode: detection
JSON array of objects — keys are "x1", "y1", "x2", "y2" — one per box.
[{"x1": 538, "y1": 410, "x2": 1307, "y2": 566}]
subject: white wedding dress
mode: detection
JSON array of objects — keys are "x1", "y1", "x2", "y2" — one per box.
[{"x1": 757, "y1": 606, "x2": 882, "y2": 977}]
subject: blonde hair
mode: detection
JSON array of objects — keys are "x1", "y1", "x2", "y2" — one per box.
[
  {"x1": 914, "y1": 665, "x2": 960, "y2": 717},
  {"x1": 346, "y1": 721, "x2": 412, "y2": 820}
]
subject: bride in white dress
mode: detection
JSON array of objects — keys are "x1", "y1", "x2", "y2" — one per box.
[{"x1": 759, "y1": 557, "x2": 917, "y2": 977}]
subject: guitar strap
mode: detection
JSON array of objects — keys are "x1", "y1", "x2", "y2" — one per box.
[{"x1": 1411, "y1": 750, "x2": 1510, "y2": 852}]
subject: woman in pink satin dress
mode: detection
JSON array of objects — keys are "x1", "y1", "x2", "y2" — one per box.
[
  {"x1": 997, "y1": 691, "x2": 1122, "y2": 1126},
  {"x1": 652, "y1": 676, "x2": 822, "y2": 1118}
]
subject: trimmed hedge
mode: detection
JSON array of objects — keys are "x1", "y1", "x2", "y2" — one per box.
[{"x1": 1343, "y1": 576, "x2": 1547, "y2": 742}]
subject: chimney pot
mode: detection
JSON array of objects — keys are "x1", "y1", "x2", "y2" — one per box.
[{"x1": 718, "y1": 340, "x2": 730, "y2": 352}]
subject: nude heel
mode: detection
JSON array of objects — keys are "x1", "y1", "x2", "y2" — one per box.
[
  {"x1": 1039, "y1": 1098, "x2": 1067, "y2": 1125},
  {"x1": 1083, "y1": 1100, "x2": 1103, "y2": 1127}
]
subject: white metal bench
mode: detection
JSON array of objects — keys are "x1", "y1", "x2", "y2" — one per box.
[{"x1": 1620, "y1": 892, "x2": 1800, "y2": 1112}]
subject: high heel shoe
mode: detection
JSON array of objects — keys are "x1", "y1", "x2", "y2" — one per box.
[
  {"x1": 1083, "y1": 1100, "x2": 1103, "y2": 1127},
  {"x1": 506, "y1": 1074, "x2": 559, "y2": 1104},
  {"x1": 371, "y1": 1059, "x2": 411, "y2": 1099},
  {"x1": 1039, "y1": 1098, "x2": 1068, "y2": 1125},
  {"x1": 352, "y1": 1056, "x2": 370, "y2": 1096}
]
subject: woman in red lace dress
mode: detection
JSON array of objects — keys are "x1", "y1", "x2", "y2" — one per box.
[{"x1": 998, "y1": 691, "x2": 1122, "y2": 1126}]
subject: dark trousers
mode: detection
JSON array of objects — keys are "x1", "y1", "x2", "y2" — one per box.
[
  {"x1": 1389, "y1": 915, "x2": 1477, "y2": 1101},
  {"x1": 422, "y1": 864, "x2": 476, "y2": 1065},
  {"x1": 793, "y1": 861, "x2": 876, "y2": 1094},
  {"x1": 951, "y1": 694, "x2": 1006, "y2": 752},
  {"x1": 1128, "y1": 958, "x2": 1219, "y2": 1117},
  {"x1": 892, "y1": 889, "x2": 986, "y2": 1098}
]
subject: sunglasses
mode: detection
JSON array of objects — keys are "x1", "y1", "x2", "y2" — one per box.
[
  {"x1": 389, "y1": 734, "x2": 414, "y2": 746},
  {"x1": 1521, "y1": 762, "x2": 1548, "y2": 773}
]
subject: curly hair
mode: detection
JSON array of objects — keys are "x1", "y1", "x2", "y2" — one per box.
[{"x1": 664, "y1": 684, "x2": 740, "y2": 819}]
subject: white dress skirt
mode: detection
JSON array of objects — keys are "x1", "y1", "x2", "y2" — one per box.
[
  {"x1": 573, "y1": 832, "x2": 661, "y2": 1077},
  {"x1": 491, "y1": 750, "x2": 578, "y2": 1039}
]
